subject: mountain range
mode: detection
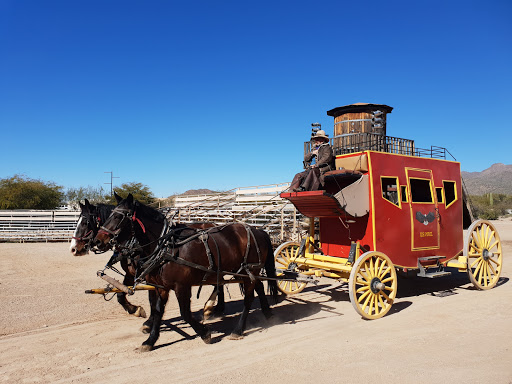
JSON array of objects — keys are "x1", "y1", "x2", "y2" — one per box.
[{"x1": 461, "y1": 163, "x2": 512, "y2": 195}]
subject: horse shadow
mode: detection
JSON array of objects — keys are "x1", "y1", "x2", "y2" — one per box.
[{"x1": 155, "y1": 287, "x2": 344, "y2": 348}]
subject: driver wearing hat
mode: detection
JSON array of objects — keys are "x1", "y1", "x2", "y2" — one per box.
[{"x1": 290, "y1": 130, "x2": 334, "y2": 192}]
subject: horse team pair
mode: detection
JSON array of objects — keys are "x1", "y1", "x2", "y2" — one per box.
[{"x1": 70, "y1": 193, "x2": 278, "y2": 352}]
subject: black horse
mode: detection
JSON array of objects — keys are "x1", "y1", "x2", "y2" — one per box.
[
  {"x1": 70, "y1": 199, "x2": 147, "y2": 317},
  {"x1": 94, "y1": 193, "x2": 278, "y2": 352}
]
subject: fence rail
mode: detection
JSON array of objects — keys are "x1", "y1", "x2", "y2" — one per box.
[{"x1": 0, "y1": 210, "x2": 80, "y2": 242}]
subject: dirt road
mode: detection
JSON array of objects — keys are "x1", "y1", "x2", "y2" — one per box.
[{"x1": 1, "y1": 220, "x2": 511, "y2": 383}]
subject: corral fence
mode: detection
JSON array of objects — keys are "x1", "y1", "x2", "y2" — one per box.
[
  {"x1": 161, "y1": 183, "x2": 305, "y2": 245},
  {"x1": 0, "y1": 183, "x2": 305, "y2": 244},
  {"x1": 0, "y1": 210, "x2": 80, "y2": 242}
]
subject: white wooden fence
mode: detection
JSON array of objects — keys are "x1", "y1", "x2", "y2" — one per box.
[{"x1": 0, "y1": 210, "x2": 80, "y2": 242}]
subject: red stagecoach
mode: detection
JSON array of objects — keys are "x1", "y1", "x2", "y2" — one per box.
[{"x1": 276, "y1": 103, "x2": 503, "y2": 319}]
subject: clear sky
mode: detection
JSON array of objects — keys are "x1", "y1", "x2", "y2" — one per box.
[{"x1": 1, "y1": 0, "x2": 511, "y2": 198}]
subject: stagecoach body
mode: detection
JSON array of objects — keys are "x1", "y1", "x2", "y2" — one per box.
[{"x1": 277, "y1": 103, "x2": 503, "y2": 319}]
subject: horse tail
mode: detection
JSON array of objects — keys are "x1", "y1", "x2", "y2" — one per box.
[{"x1": 263, "y1": 232, "x2": 278, "y2": 304}]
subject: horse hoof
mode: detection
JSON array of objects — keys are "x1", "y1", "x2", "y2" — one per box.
[
  {"x1": 228, "y1": 333, "x2": 244, "y2": 340},
  {"x1": 201, "y1": 330, "x2": 212, "y2": 344},
  {"x1": 134, "y1": 307, "x2": 147, "y2": 318},
  {"x1": 135, "y1": 344, "x2": 153, "y2": 353},
  {"x1": 139, "y1": 325, "x2": 151, "y2": 334}
]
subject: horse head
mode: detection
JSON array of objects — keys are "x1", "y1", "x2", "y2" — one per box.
[
  {"x1": 70, "y1": 199, "x2": 100, "y2": 256},
  {"x1": 94, "y1": 193, "x2": 166, "y2": 255}
]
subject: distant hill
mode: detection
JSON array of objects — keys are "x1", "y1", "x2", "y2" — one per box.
[
  {"x1": 181, "y1": 189, "x2": 220, "y2": 196},
  {"x1": 461, "y1": 163, "x2": 512, "y2": 195}
]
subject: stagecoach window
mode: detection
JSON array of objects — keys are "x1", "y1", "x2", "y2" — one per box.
[
  {"x1": 381, "y1": 177, "x2": 399, "y2": 207},
  {"x1": 410, "y1": 178, "x2": 433, "y2": 203},
  {"x1": 436, "y1": 187, "x2": 444, "y2": 203},
  {"x1": 401, "y1": 186, "x2": 408, "y2": 203},
  {"x1": 443, "y1": 181, "x2": 456, "y2": 207}
]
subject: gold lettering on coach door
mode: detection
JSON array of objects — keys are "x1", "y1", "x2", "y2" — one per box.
[{"x1": 420, "y1": 232, "x2": 433, "y2": 237}]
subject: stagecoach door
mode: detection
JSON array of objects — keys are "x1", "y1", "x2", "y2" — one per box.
[{"x1": 405, "y1": 168, "x2": 440, "y2": 250}]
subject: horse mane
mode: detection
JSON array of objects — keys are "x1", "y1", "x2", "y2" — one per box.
[
  {"x1": 134, "y1": 200, "x2": 165, "y2": 224},
  {"x1": 96, "y1": 204, "x2": 115, "y2": 223}
]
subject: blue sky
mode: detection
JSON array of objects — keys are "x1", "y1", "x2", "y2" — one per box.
[{"x1": 1, "y1": 0, "x2": 511, "y2": 198}]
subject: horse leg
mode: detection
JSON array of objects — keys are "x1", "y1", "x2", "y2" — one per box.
[
  {"x1": 254, "y1": 280, "x2": 273, "y2": 319},
  {"x1": 118, "y1": 273, "x2": 146, "y2": 317},
  {"x1": 176, "y1": 284, "x2": 211, "y2": 344},
  {"x1": 203, "y1": 288, "x2": 217, "y2": 321},
  {"x1": 203, "y1": 285, "x2": 226, "y2": 320},
  {"x1": 215, "y1": 285, "x2": 226, "y2": 316},
  {"x1": 140, "y1": 289, "x2": 157, "y2": 333},
  {"x1": 229, "y1": 280, "x2": 256, "y2": 340},
  {"x1": 138, "y1": 289, "x2": 169, "y2": 352}
]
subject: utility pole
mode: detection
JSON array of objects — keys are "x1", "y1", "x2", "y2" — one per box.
[{"x1": 104, "y1": 171, "x2": 120, "y2": 197}]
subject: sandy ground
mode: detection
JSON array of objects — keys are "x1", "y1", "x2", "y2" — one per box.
[{"x1": 1, "y1": 220, "x2": 511, "y2": 384}]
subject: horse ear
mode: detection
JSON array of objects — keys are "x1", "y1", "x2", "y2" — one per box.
[
  {"x1": 126, "y1": 193, "x2": 134, "y2": 206},
  {"x1": 79, "y1": 201, "x2": 85, "y2": 210},
  {"x1": 84, "y1": 198, "x2": 90, "y2": 207},
  {"x1": 114, "y1": 191, "x2": 123, "y2": 204}
]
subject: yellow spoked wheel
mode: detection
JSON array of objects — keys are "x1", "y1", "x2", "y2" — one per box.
[
  {"x1": 349, "y1": 251, "x2": 397, "y2": 320},
  {"x1": 274, "y1": 241, "x2": 307, "y2": 295},
  {"x1": 465, "y1": 220, "x2": 502, "y2": 290}
]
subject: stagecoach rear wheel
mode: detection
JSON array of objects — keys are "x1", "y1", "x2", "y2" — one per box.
[
  {"x1": 465, "y1": 220, "x2": 503, "y2": 290},
  {"x1": 349, "y1": 251, "x2": 397, "y2": 320},
  {"x1": 274, "y1": 241, "x2": 307, "y2": 295}
]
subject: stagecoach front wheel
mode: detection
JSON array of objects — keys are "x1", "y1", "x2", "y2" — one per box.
[
  {"x1": 274, "y1": 241, "x2": 307, "y2": 295},
  {"x1": 349, "y1": 251, "x2": 397, "y2": 320},
  {"x1": 465, "y1": 220, "x2": 503, "y2": 290}
]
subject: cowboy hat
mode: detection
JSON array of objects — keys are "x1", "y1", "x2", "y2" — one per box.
[{"x1": 312, "y1": 130, "x2": 329, "y2": 142}]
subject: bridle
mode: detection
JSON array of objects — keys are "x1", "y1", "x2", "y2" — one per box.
[
  {"x1": 73, "y1": 211, "x2": 101, "y2": 247},
  {"x1": 98, "y1": 206, "x2": 146, "y2": 245}
]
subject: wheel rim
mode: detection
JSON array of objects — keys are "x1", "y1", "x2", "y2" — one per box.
[
  {"x1": 465, "y1": 220, "x2": 502, "y2": 290},
  {"x1": 274, "y1": 242, "x2": 307, "y2": 295},
  {"x1": 349, "y1": 251, "x2": 397, "y2": 320}
]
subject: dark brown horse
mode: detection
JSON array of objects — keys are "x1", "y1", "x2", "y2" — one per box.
[
  {"x1": 94, "y1": 193, "x2": 278, "y2": 352},
  {"x1": 70, "y1": 198, "x2": 222, "y2": 324}
]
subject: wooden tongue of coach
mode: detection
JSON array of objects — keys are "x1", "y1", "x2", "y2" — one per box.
[{"x1": 278, "y1": 103, "x2": 503, "y2": 320}]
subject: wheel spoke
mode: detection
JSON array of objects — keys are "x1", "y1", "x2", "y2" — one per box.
[
  {"x1": 489, "y1": 257, "x2": 501, "y2": 267},
  {"x1": 473, "y1": 259, "x2": 483, "y2": 276},
  {"x1": 361, "y1": 292, "x2": 372, "y2": 310},
  {"x1": 377, "y1": 259, "x2": 387, "y2": 277},
  {"x1": 378, "y1": 267, "x2": 391, "y2": 279},
  {"x1": 472, "y1": 232, "x2": 482, "y2": 250},
  {"x1": 356, "y1": 285, "x2": 370, "y2": 293},
  {"x1": 487, "y1": 238, "x2": 499, "y2": 252},
  {"x1": 377, "y1": 293, "x2": 386, "y2": 310},
  {"x1": 380, "y1": 290, "x2": 392, "y2": 303},
  {"x1": 488, "y1": 261, "x2": 497, "y2": 277},
  {"x1": 356, "y1": 277, "x2": 368, "y2": 286},
  {"x1": 470, "y1": 257, "x2": 482, "y2": 268},
  {"x1": 358, "y1": 270, "x2": 370, "y2": 283},
  {"x1": 276, "y1": 258, "x2": 287, "y2": 267},
  {"x1": 358, "y1": 289, "x2": 371, "y2": 303},
  {"x1": 484, "y1": 225, "x2": 490, "y2": 248},
  {"x1": 369, "y1": 257, "x2": 375, "y2": 278},
  {"x1": 381, "y1": 276, "x2": 394, "y2": 284}
]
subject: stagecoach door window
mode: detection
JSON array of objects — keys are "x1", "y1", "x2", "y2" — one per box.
[{"x1": 406, "y1": 169, "x2": 440, "y2": 250}]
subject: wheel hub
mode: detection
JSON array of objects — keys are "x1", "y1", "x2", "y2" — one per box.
[
  {"x1": 370, "y1": 277, "x2": 384, "y2": 293},
  {"x1": 287, "y1": 262, "x2": 298, "y2": 271},
  {"x1": 482, "y1": 249, "x2": 490, "y2": 261}
]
